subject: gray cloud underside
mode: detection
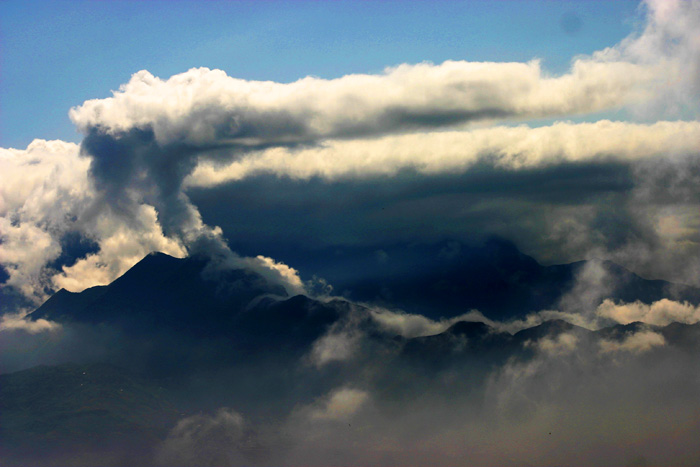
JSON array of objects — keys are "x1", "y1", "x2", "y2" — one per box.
[{"x1": 190, "y1": 147, "x2": 700, "y2": 287}]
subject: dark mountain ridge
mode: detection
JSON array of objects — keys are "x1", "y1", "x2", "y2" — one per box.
[
  {"x1": 6, "y1": 247, "x2": 700, "y2": 467},
  {"x1": 31, "y1": 241, "x2": 700, "y2": 333},
  {"x1": 317, "y1": 238, "x2": 700, "y2": 319},
  {"x1": 32, "y1": 252, "x2": 286, "y2": 336}
]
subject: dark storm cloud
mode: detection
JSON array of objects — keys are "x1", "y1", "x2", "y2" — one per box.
[{"x1": 188, "y1": 160, "x2": 631, "y2": 259}]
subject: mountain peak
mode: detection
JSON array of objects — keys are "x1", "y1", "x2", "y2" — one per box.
[
  {"x1": 514, "y1": 319, "x2": 590, "y2": 342},
  {"x1": 30, "y1": 251, "x2": 286, "y2": 333},
  {"x1": 446, "y1": 320, "x2": 494, "y2": 337}
]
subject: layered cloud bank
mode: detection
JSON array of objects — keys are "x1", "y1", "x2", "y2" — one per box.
[
  {"x1": 186, "y1": 120, "x2": 700, "y2": 184},
  {"x1": 69, "y1": 59, "x2": 652, "y2": 147},
  {"x1": 1, "y1": 0, "x2": 699, "y2": 306}
]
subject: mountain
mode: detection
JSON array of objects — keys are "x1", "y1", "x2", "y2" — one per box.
[
  {"x1": 8, "y1": 258, "x2": 700, "y2": 467},
  {"x1": 314, "y1": 238, "x2": 700, "y2": 319},
  {"x1": 6, "y1": 246, "x2": 700, "y2": 466},
  {"x1": 32, "y1": 242, "x2": 700, "y2": 330},
  {"x1": 26, "y1": 246, "x2": 700, "y2": 379},
  {"x1": 32, "y1": 252, "x2": 286, "y2": 336}
]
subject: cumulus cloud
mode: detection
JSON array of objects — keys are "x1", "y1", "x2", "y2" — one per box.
[
  {"x1": 0, "y1": 140, "x2": 89, "y2": 303},
  {"x1": 61, "y1": 55, "x2": 659, "y2": 304},
  {"x1": 69, "y1": 59, "x2": 652, "y2": 148},
  {"x1": 61, "y1": 0, "x2": 696, "y2": 296},
  {"x1": 51, "y1": 203, "x2": 187, "y2": 292},
  {"x1": 67, "y1": 0, "x2": 698, "y2": 154},
  {"x1": 238, "y1": 255, "x2": 305, "y2": 297},
  {"x1": 618, "y1": 0, "x2": 700, "y2": 116},
  {"x1": 0, "y1": 137, "x2": 305, "y2": 305},
  {"x1": 0, "y1": 139, "x2": 190, "y2": 304},
  {"x1": 309, "y1": 328, "x2": 361, "y2": 368}
]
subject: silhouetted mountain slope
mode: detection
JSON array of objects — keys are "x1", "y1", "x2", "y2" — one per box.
[
  {"x1": 513, "y1": 319, "x2": 592, "y2": 342},
  {"x1": 232, "y1": 294, "x2": 342, "y2": 351},
  {"x1": 32, "y1": 253, "x2": 286, "y2": 336},
  {"x1": 24, "y1": 248, "x2": 700, "y2": 379},
  {"x1": 330, "y1": 238, "x2": 700, "y2": 319},
  {"x1": 5, "y1": 241, "x2": 700, "y2": 467},
  {"x1": 398, "y1": 321, "x2": 516, "y2": 388},
  {"x1": 403, "y1": 321, "x2": 510, "y2": 361},
  {"x1": 32, "y1": 286, "x2": 108, "y2": 321},
  {"x1": 30, "y1": 242, "x2": 700, "y2": 335},
  {"x1": 595, "y1": 321, "x2": 651, "y2": 340}
]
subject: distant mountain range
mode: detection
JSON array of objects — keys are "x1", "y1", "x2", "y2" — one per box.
[
  {"x1": 32, "y1": 239, "x2": 700, "y2": 328},
  {"x1": 3, "y1": 242, "x2": 700, "y2": 466},
  {"x1": 319, "y1": 238, "x2": 700, "y2": 319}
]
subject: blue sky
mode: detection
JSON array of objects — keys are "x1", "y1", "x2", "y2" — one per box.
[{"x1": 1, "y1": 0, "x2": 641, "y2": 148}]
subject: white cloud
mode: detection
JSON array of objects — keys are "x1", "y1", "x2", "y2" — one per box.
[
  {"x1": 0, "y1": 313, "x2": 61, "y2": 334},
  {"x1": 238, "y1": 255, "x2": 306, "y2": 297},
  {"x1": 68, "y1": 0, "x2": 700, "y2": 151},
  {"x1": 620, "y1": 0, "x2": 700, "y2": 115},
  {"x1": 69, "y1": 59, "x2": 653, "y2": 149},
  {"x1": 528, "y1": 333, "x2": 580, "y2": 356},
  {"x1": 307, "y1": 387, "x2": 370, "y2": 421},
  {"x1": 368, "y1": 304, "x2": 600, "y2": 337},
  {"x1": 51, "y1": 203, "x2": 187, "y2": 292},
  {"x1": 0, "y1": 139, "x2": 306, "y2": 304},
  {"x1": 599, "y1": 330, "x2": 666, "y2": 354},
  {"x1": 0, "y1": 140, "x2": 90, "y2": 303},
  {"x1": 597, "y1": 298, "x2": 700, "y2": 326},
  {"x1": 309, "y1": 329, "x2": 360, "y2": 368},
  {"x1": 186, "y1": 120, "x2": 700, "y2": 186},
  {"x1": 3, "y1": 0, "x2": 699, "y2": 308},
  {"x1": 0, "y1": 139, "x2": 187, "y2": 302},
  {"x1": 369, "y1": 306, "x2": 493, "y2": 338}
]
